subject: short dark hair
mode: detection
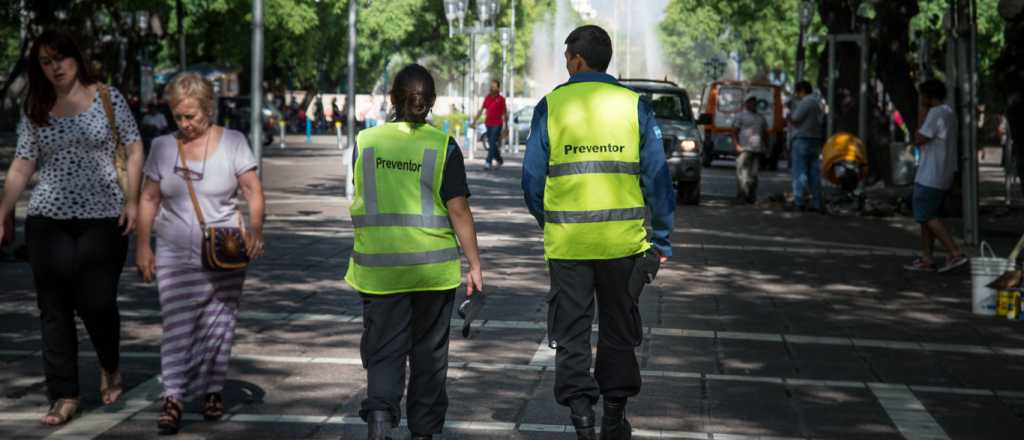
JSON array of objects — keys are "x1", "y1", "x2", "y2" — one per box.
[
  {"x1": 565, "y1": 25, "x2": 613, "y2": 72},
  {"x1": 389, "y1": 64, "x2": 436, "y2": 124},
  {"x1": 491, "y1": 79, "x2": 500, "y2": 88},
  {"x1": 795, "y1": 81, "x2": 813, "y2": 95},
  {"x1": 920, "y1": 79, "x2": 947, "y2": 102},
  {"x1": 25, "y1": 30, "x2": 97, "y2": 126}
]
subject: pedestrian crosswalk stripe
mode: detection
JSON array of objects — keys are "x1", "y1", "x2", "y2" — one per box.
[
  {"x1": 0, "y1": 304, "x2": 1011, "y2": 357},
  {"x1": 0, "y1": 349, "x2": 1011, "y2": 398},
  {"x1": 869, "y1": 382, "x2": 950, "y2": 440},
  {"x1": 0, "y1": 410, "x2": 806, "y2": 439}
]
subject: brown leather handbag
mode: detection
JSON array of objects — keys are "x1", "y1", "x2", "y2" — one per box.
[
  {"x1": 176, "y1": 138, "x2": 250, "y2": 271},
  {"x1": 98, "y1": 84, "x2": 128, "y2": 192}
]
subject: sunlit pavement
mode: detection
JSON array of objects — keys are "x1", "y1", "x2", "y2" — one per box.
[{"x1": 2, "y1": 138, "x2": 1024, "y2": 439}]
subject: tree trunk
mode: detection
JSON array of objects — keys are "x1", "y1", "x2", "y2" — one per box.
[
  {"x1": 875, "y1": 1, "x2": 920, "y2": 133},
  {"x1": 998, "y1": 0, "x2": 1024, "y2": 183}
]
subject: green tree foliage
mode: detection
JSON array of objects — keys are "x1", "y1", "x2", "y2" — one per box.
[
  {"x1": 912, "y1": 0, "x2": 1005, "y2": 105},
  {"x1": 0, "y1": 0, "x2": 551, "y2": 102},
  {"x1": 659, "y1": 0, "x2": 815, "y2": 91}
]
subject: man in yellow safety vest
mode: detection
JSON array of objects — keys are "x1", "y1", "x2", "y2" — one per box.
[{"x1": 521, "y1": 25, "x2": 675, "y2": 440}]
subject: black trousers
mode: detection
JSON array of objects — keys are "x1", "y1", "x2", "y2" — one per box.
[
  {"x1": 547, "y1": 255, "x2": 644, "y2": 406},
  {"x1": 359, "y1": 290, "x2": 455, "y2": 435},
  {"x1": 25, "y1": 216, "x2": 128, "y2": 401}
]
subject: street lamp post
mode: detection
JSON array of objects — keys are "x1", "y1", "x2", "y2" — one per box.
[
  {"x1": 702, "y1": 57, "x2": 725, "y2": 102},
  {"x1": 704, "y1": 58, "x2": 725, "y2": 81},
  {"x1": 499, "y1": 26, "x2": 511, "y2": 153},
  {"x1": 444, "y1": 0, "x2": 499, "y2": 161},
  {"x1": 135, "y1": 11, "x2": 154, "y2": 106},
  {"x1": 345, "y1": 0, "x2": 358, "y2": 200},
  {"x1": 251, "y1": 0, "x2": 264, "y2": 177},
  {"x1": 796, "y1": 0, "x2": 815, "y2": 84}
]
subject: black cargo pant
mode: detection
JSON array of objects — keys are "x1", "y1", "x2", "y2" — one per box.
[
  {"x1": 25, "y1": 216, "x2": 128, "y2": 401},
  {"x1": 359, "y1": 290, "x2": 455, "y2": 435},
  {"x1": 547, "y1": 254, "x2": 644, "y2": 406}
]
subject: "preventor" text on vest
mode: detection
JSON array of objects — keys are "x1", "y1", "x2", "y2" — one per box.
[
  {"x1": 376, "y1": 158, "x2": 422, "y2": 172},
  {"x1": 563, "y1": 144, "x2": 626, "y2": 155}
]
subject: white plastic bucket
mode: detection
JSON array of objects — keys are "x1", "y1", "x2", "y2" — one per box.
[{"x1": 971, "y1": 242, "x2": 1008, "y2": 316}]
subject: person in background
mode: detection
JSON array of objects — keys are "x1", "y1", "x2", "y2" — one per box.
[
  {"x1": 903, "y1": 79, "x2": 967, "y2": 273},
  {"x1": 141, "y1": 104, "x2": 169, "y2": 153},
  {"x1": 472, "y1": 79, "x2": 507, "y2": 170},
  {"x1": 0, "y1": 30, "x2": 143, "y2": 426},
  {"x1": 345, "y1": 64, "x2": 483, "y2": 440},
  {"x1": 786, "y1": 81, "x2": 825, "y2": 213},
  {"x1": 732, "y1": 96, "x2": 769, "y2": 204},
  {"x1": 522, "y1": 25, "x2": 674, "y2": 440}
]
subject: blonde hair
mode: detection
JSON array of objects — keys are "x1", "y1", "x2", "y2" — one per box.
[{"x1": 164, "y1": 72, "x2": 215, "y2": 118}]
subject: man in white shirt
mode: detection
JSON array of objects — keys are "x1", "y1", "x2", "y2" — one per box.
[
  {"x1": 905, "y1": 79, "x2": 966, "y2": 273},
  {"x1": 733, "y1": 97, "x2": 769, "y2": 203},
  {"x1": 141, "y1": 105, "x2": 169, "y2": 153}
]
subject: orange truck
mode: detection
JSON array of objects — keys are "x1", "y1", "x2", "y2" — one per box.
[{"x1": 698, "y1": 80, "x2": 786, "y2": 169}]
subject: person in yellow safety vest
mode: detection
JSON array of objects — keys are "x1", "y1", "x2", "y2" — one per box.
[
  {"x1": 344, "y1": 64, "x2": 484, "y2": 440},
  {"x1": 521, "y1": 25, "x2": 676, "y2": 440}
]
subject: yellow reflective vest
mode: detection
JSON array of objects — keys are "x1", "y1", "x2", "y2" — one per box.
[
  {"x1": 344, "y1": 122, "x2": 461, "y2": 294},
  {"x1": 543, "y1": 81, "x2": 650, "y2": 260}
]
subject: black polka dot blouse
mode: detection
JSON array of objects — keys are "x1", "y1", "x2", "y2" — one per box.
[{"x1": 15, "y1": 86, "x2": 141, "y2": 219}]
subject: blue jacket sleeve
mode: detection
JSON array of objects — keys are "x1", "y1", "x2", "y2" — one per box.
[
  {"x1": 521, "y1": 98, "x2": 550, "y2": 227},
  {"x1": 638, "y1": 99, "x2": 676, "y2": 257}
]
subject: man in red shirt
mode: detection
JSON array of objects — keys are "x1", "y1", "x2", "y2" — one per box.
[{"x1": 473, "y1": 79, "x2": 507, "y2": 170}]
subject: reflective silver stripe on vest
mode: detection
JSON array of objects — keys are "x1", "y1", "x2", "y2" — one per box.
[
  {"x1": 544, "y1": 207, "x2": 646, "y2": 224},
  {"x1": 352, "y1": 247, "x2": 460, "y2": 267},
  {"x1": 361, "y1": 148, "x2": 378, "y2": 215},
  {"x1": 357, "y1": 148, "x2": 446, "y2": 227},
  {"x1": 421, "y1": 149, "x2": 438, "y2": 216},
  {"x1": 548, "y1": 161, "x2": 641, "y2": 178},
  {"x1": 351, "y1": 213, "x2": 450, "y2": 228}
]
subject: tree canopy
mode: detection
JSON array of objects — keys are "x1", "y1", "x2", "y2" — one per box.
[{"x1": 0, "y1": 0, "x2": 553, "y2": 102}]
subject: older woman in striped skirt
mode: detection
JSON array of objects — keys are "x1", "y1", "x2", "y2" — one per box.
[{"x1": 135, "y1": 72, "x2": 266, "y2": 436}]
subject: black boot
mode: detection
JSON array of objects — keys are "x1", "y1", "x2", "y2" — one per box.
[
  {"x1": 600, "y1": 398, "x2": 632, "y2": 440},
  {"x1": 365, "y1": 410, "x2": 393, "y2": 440},
  {"x1": 569, "y1": 398, "x2": 597, "y2": 440}
]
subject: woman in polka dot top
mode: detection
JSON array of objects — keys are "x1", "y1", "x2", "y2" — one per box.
[{"x1": 0, "y1": 30, "x2": 144, "y2": 426}]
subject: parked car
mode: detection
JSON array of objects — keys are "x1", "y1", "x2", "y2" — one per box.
[
  {"x1": 511, "y1": 105, "x2": 535, "y2": 143},
  {"x1": 699, "y1": 80, "x2": 786, "y2": 170},
  {"x1": 621, "y1": 79, "x2": 710, "y2": 205},
  {"x1": 473, "y1": 104, "x2": 535, "y2": 151},
  {"x1": 217, "y1": 96, "x2": 283, "y2": 146}
]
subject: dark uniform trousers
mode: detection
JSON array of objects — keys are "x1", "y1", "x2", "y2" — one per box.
[
  {"x1": 547, "y1": 254, "x2": 644, "y2": 406},
  {"x1": 359, "y1": 290, "x2": 455, "y2": 435}
]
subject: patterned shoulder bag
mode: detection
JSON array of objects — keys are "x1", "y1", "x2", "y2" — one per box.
[
  {"x1": 176, "y1": 137, "x2": 250, "y2": 271},
  {"x1": 97, "y1": 84, "x2": 128, "y2": 192}
]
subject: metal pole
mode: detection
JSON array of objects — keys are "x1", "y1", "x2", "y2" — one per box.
[
  {"x1": 625, "y1": 5, "x2": 631, "y2": 78},
  {"x1": 858, "y1": 31, "x2": 869, "y2": 144},
  {"x1": 468, "y1": 31, "x2": 476, "y2": 161},
  {"x1": 962, "y1": 0, "x2": 980, "y2": 245},
  {"x1": 501, "y1": 39, "x2": 509, "y2": 153},
  {"x1": 177, "y1": 0, "x2": 186, "y2": 70},
  {"x1": 827, "y1": 35, "x2": 836, "y2": 137},
  {"x1": 510, "y1": 0, "x2": 518, "y2": 153},
  {"x1": 19, "y1": 0, "x2": 26, "y2": 43},
  {"x1": 250, "y1": 0, "x2": 264, "y2": 177},
  {"x1": 346, "y1": 0, "x2": 357, "y2": 200},
  {"x1": 795, "y1": 24, "x2": 807, "y2": 84}
]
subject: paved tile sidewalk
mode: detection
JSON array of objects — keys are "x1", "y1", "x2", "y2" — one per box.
[{"x1": 1, "y1": 141, "x2": 1023, "y2": 439}]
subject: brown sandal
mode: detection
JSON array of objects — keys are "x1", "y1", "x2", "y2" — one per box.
[
  {"x1": 157, "y1": 397, "x2": 183, "y2": 435},
  {"x1": 100, "y1": 369, "x2": 123, "y2": 405},
  {"x1": 202, "y1": 392, "x2": 225, "y2": 421},
  {"x1": 41, "y1": 398, "x2": 79, "y2": 426}
]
